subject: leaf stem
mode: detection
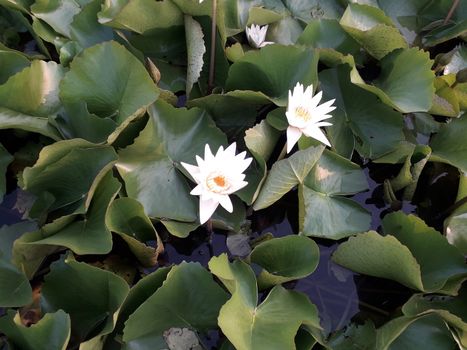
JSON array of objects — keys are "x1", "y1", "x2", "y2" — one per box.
[
  {"x1": 444, "y1": 0, "x2": 460, "y2": 25},
  {"x1": 207, "y1": 0, "x2": 217, "y2": 94}
]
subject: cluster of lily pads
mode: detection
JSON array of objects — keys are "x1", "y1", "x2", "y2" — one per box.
[{"x1": 0, "y1": 0, "x2": 466, "y2": 349}]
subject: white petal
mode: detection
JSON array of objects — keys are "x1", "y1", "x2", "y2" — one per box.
[
  {"x1": 190, "y1": 185, "x2": 204, "y2": 195},
  {"x1": 292, "y1": 82, "x2": 304, "y2": 98},
  {"x1": 181, "y1": 162, "x2": 200, "y2": 179},
  {"x1": 308, "y1": 90, "x2": 323, "y2": 109},
  {"x1": 218, "y1": 195, "x2": 233, "y2": 212},
  {"x1": 303, "y1": 84, "x2": 314, "y2": 100},
  {"x1": 235, "y1": 157, "x2": 253, "y2": 173},
  {"x1": 259, "y1": 41, "x2": 274, "y2": 47},
  {"x1": 199, "y1": 198, "x2": 219, "y2": 224},
  {"x1": 314, "y1": 121, "x2": 333, "y2": 127},
  {"x1": 224, "y1": 142, "x2": 237, "y2": 157},
  {"x1": 302, "y1": 126, "x2": 331, "y2": 147},
  {"x1": 228, "y1": 180, "x2": 248, "y2": 193},
  {"x1": 286, "y1": 126, "x2": 302, "y2": 153},
  {"x1": 204, "y1": 144, "x2": 215, "y2": 163}
]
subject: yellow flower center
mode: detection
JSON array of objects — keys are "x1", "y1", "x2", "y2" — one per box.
[
  {"x1": 206, "y1": 173, "x2": 230, "y2": 193},
  {"x1": 295, "y1": 106, "x2": 311, "y2": 121}
]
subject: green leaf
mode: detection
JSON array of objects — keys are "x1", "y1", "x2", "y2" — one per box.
[
  {"x1": 339, "y1": 3, "x2": 407, "y2": 59},
  {"x1": 0, "y1": 60, "x2": 63, "y2": 118},
  {"x1": 333, "y1": 212, "x2": 467, "y2": 293},
  {"x1": 0, "y1": 310, "x2": 70, "y2": 350},
  {"x1": 382, "y1": 212, "x2": 467, "y2": 293},
  {"x1": 253, "y1": 145, "x2": 325, "y2": 210},
  {"x1": 0, "y1": 259, "x2": 32, "y2": 307},
  {"x1": 430, "y1": 116, "x2": 467, "y2": 173},
  {"x1": 327, "y1": 321, "x2": 377, "y2": 350},
  {"x1": 0, "y1": 106, "x2": 62, "y2": 141},
  {"x1": 19, "y1": 170, "x2": 121, "y2": 255},
  {"x1": 0, "y1": 143, "x2": 13, "y2": 201},
  {"x1": 41, "y1": 255, "x2": 130, "y2": 343},
  {"x1": 104, "y1": 267, "x2": 171, "y2": 349},
  {"x1": 376, "y1": 315, "x2": 459, "y2": 350},
  {"x1": 0, "y1": 49, "x2": 30, "y2": 85},
  {"x1": 123, "y1": 262, "x2": 228, "y2": 349},
  {"x1": 209, "y1": 254, "x2": 321, "y2": 350},
  {"x1": 30, "y1": 0, "x2": 81, "y2": 37},
  {"x1": 299, "y1": 149, "x2": 370, "y2": 239},
  {"x1": 319, "y1": 65, "x2": 405, "y2": 159},
  {"x1": 22, "y1": 139, "x2": 117, "y2": 217},
  {"x1": 225, "y1": 45, "x2": 319, "y2": 106},
  {"x1": 58, "y1": 41, "x2": 159, "y2": 142},
  {"x1": 445, "y1": 173, "x2": 467, "y2": 254},
  {"x1": 116, "y1": 100, "x2": 226, "y2": 223},
  {"x1": 184, "y1": 15, "x2": 205, "y2": 97},
  {"x1": 106, "y1": 197, "x2": 163, "y2": 267},
  {"x1": 332, "y1": 230, "x2": 425, "y2": 291},
  {"x1": 250, "y1": 235, "x2": 320, "y2": 289},
  {"x1": 298, "y1": 19, "x2": 360, "y2": 56},
  {"x1": 354, "y1": 48, "x2": 435, "y2": 113},
  {"x1": 242, "y1": 120, "x2": 281, "y2": 204},
  {"x1": 97, "y1": 0, "x2": 183, "y2": 33}
]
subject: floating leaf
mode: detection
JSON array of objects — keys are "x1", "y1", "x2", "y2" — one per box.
[
  {"x1": 0, "y1": 49, "x2": 30, "y2": 84},
  {"x1": 58, "y1": 41, "x2": 159, "y2": 142},
  {"x1": 319, "y1": 65, "x2": 405, "y2": 159},
  {"x1": 354, "y1": 48, "x2": 435, "y2": 113},
  {"x1": 30, "y1": 0, "x2": 81, "y2": 37},
  {"x1": 22, "y1": 139, "x2": 117, "y2": 217},
  {"x1": 333, "y1": 212, "x2": 467, "y2": 293},
  {"x1": 184, "y1": 15, "x2": 205, "y2": 97},
  {"x1": 106, "y1": 197, "x2": 163, "y2": 267},
  {"x1": 0, "y1": 259, "x2": 32, "y2": 307},
  {"x1": 225, "y1": 45, "x2": 319, "y2": 106},
  {"x1": 19, "y1": 170, "x2": 121, "y2": 255},
  {"x1": 41, "y1": 255, "x2": 130, "y2": 343},
  {"x1": 123, "y1": 262, "x2": 228, "y2": 349},
  {"x1": 116, "y1": 100, "x2": 226, "y2": 224},
  {"x1": 430, "y1": 115, "x2": 467, "y2": 173},
  {"x1": 339, "y1": 3, "x2": 407, "y2": 59},
  {"x1": 253, "y1": 145, "x2": 325, "y2": 210},
  {"x1": 300, "y1": 149, "x2": 370, "y2": 239},
  {"x1": 209, "y1": 254, "x2": 321, "y2": 350},
  {"x1": 0, "y1": 310, "x2": 70, "y2": 350},
  {"x1": 250, "y1": 235, "x2": 320, "y2": 289},
  {"x1": 445, "y1": 173, "x2": 467, "y2": 254}
]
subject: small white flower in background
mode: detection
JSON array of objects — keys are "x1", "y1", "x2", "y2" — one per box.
[
  {"x1": 198, "y1": 0, "x2": 204, "y2": 3},
  {"x1": 286, "y1": 82, "x2": 336, "y2": 153},
  {"x1": 246, "y1": 24, "x2": 274, "y2": 49},
  {"x1": 181, "y1": 143, "x2": 252, "y2": 224}
]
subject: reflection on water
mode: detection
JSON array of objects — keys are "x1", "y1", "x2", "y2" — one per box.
[{"x1": 0, "y1": 189, "x2": 23, "y2": 226}]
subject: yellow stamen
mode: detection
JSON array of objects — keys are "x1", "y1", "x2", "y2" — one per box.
[
  {"x1": 295, "y1": 106, "x2": 311, "y2": 121},
  {"x1": 206, "y1": 173, "x2": 230, "y2": 193}
]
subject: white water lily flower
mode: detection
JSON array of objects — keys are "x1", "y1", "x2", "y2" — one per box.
[
  {"x1": 181, "y1": 143, "x2": 252, "y2": 224},
  {"x1": 246, "y1": 24, "x2": 274, "y2": 49},
  {"x1": 286, "y1": 82, "x2": 336, "y2": 153}
]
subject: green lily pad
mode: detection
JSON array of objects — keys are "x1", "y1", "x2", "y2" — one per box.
[
  {"x1": 0, "y1": 258, "x2": 32, "y2": 307},
  {"x1": 41, "y1": 255, "x2": 130, "y2": 343},
  {"x1": 104, "y1": 267, "x2": 171, "y2": 349},
  {"x1": 354, "y1": 47, "x2": 435, "y2": 113},
  {"x1": 299, "y1": 149, "x2": 370, "y2": 239},
  {"x1": 21, "y1": 139, "x2": 118, "y2": 217},
  {"x1": 0, "y1": 310, "x2": 71, "y2": 350},
  {"x1": 116, "y1": 100, "x2": 226, "y2": 223},
  {"x1": 123, "y1": 262, "x2": 228, "y2": 349},
  {"x1": 30, "y1": 0, "x2": 81, "y2": 38},
  {"x1": 430, "y1": 115, "x2": 467, "y2": 173},
  {"x1": 0, "y1": 49, "x2": 30, "y2": 84},
  {"x1": 106, "y1": 197, "x2": 163, "y2": 267},
  {"x1": 58, "y1": 41, "x2": 159, "y2": 142},
  {"x1": 225, "y1": 44, "x2": 319, "y2": 106},
  {"x1": 18, "y1": 170, "x2": 121, "y2": 255},
  {"x1": 339, "y1": 3, "x2": 407, "y2": 59},
  {"x1": 297, "y1": 19, "x2": 360, "y2": 56},
  {"x1": 319, "y1": 65, "x2": 405, "y2": 159},
  {"x1": 250, "y1": 235, "x2": 320, "y2": 289},
  {"x1": 333, "y1": 212, "x2": 467, "y2": 293},
  {"x1": 445, "y1": 173, "x2": 467, "y2": 254},
  {"x1": 184, "y1": 15, "x2": 205, "y2": 97},
  {"x1": 253, "y1": 145, "x2": 325, "y2": 210},
  {"x1": 209, "y1": 254, "x2": 321, "y2": 350},
  {"x1": 377, "y1": 314, "x2": 458, "y2": 350}
]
